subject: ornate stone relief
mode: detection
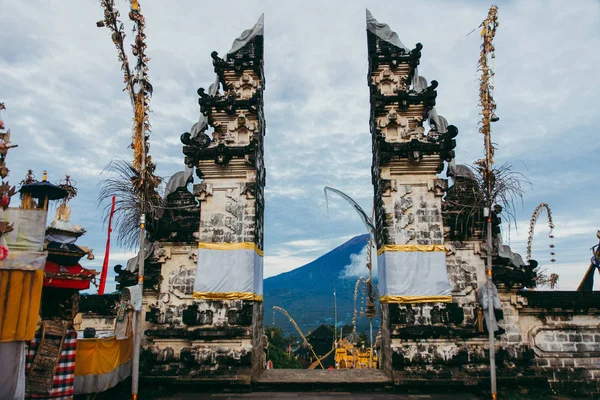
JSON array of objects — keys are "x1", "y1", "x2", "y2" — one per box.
[
  {"x1": 428, "y1": 178, "x2": 448, "y2": 197},
  {"x1": 373, "y1": 68, "x2": 408, "y2": 95},
  {"x1": 240, "y1": 182, "x2": 256, "y2": 199},
  {"x1": 153, "y1": 245, "x2": 171, "y2": 263},
  {"x1": 216, "y1": 113, "x2": 257, "y2": 145},
  {"x1": 188, "y1": 249, "x2": 198, "y2": 263},
  {"x1": 510, "y1": 294, "x2": 528, "y2": 309},
  {"x1": 194, "y1": 182, "x2": 214, "y2": 202},
  {"x1": 233, "y1": 73, "x2": 259, "y2": 99},
  {"x1": 381, "y1": 178, "x2": 397, "y2": 197},
  {"x1": 168, "y1": 265, "x2": 196, "y2": 297},
  {"x1": 378, "y1": 107, "x2": 411, "y2": 141}
]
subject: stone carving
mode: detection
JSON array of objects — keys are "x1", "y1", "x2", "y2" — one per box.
[
  {"x1": 188, "y1": 249, "x2": 198, "y2": 263},
  {"x1": 377, "y1": 107, "x2": 411, "y2": 141},
  {"x1": 510, "y1": 294, "x2": 528, "y2": 309},
  {"x1": 152, "y1": 245, "x2": 170, "y2": 263},
  {"x1": 373, "y1": 68, "x2": 408, "y2": 95},
  {"x1": 168, "y1": 266, "x2": 196, "y2": 296},
  {"x1": 241, "y1": 182, "x2": 256, "y2": 199},
  {"x1": 214, "y1": 113, "x2": 257, "y2": 145},
  {"x1": 446, "y1": 256, "x2": 478, "y2": 294},
  {"x1": 381, "y1": 178, "x2": 396, "y2": 197},
  {"x1": 233, "y1": 73, "x2": 259, "y2": 99},
  {"x1": 428, "y1": 178, "x2": 447, "y2": 197},
  {"x1": 194, "y1": 182, "x2": 214, "y2": 202}
]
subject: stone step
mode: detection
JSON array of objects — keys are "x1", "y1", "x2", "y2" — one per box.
[{"x1": 253, "y1": 369, "x2": 393, "y2": 391}]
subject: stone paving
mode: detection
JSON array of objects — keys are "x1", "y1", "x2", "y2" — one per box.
[
  {"x1": 254, "y1": 369, "x2": 392, "y2": 384},
  {"x1": 167, "y1": 393, "x2": 480, "y2": 400}
]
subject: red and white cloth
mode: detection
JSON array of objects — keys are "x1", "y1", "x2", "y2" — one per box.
[{"x1": 25, "y1": 329, "x2": 77, "y2": 400}]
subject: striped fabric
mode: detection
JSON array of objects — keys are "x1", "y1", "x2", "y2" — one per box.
[
  {"x1": 25, "y1": 329, "x2": 77, "y2": 400},
  {"x1": 0, "y1": 266, "x2": 45, "y2": 342}
]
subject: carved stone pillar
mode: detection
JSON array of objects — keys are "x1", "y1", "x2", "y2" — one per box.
[
  {"x1": 366, "y1": 11, "x2": 458, "y2": 374},
  {"x1": 150, "y1": 15, "x2": 265, "y2": 382}
]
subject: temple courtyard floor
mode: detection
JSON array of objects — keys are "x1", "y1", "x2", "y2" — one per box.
[{"x1": 167, "y1": 393, "x2": 478, "y2": 399}]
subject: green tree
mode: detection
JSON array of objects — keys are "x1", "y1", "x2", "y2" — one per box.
[
  {"x1": 265, "y1": 326, "x2": 285, "y2": 348},
  {"x1": 264, "y1": 326, "x2": 303, "y2": 369},
  {"x1": 283, "y1": 334, "x2": 299, "y2": 347}
]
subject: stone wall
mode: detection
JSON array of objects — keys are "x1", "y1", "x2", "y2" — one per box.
[
  {"x1": 516, "y1": 293, "x2": 600, "y2": 395},
  {"x1": 136, "y1": 243, "x2": 258, "y2": 382}
]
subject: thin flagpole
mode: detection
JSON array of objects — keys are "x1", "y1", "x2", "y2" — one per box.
[{"x1": 98, "y1": 196, "x2": 116, "y2": 295}]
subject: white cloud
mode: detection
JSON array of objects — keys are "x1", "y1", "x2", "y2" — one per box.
[
  {"x1": 263, "y1": 253, "x2": 314, "y2": 278},
  {"x1": 264, "y1": 234, "x2": 355, "y2": 277},
  {"x1": 339, "y1": 244, "x2": 377, "y2": 280}
]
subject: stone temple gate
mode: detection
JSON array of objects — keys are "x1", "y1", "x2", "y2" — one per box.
[{"x1": 79, "y1": 11, "x2": 600, "y2": 396}]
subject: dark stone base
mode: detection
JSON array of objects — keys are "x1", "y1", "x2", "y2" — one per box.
[
  {"x1": 141, "y1": 300, "x2": 264, "y2": 384},
  {"x1": 142, "y1": 369, "x2": 253, "y2": 386}
]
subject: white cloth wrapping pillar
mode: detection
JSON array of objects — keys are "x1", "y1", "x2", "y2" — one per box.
[
  {"x1": 377, "y1": 245, "x2": 452, "y2": 303},
  {"x1": 193, "y1": 243, "x2": 263, "y2": 301},
  {"x1": 477, "y1": 280, "x2": 502, "y2": 332},
  {"x1": 0, "y1": 341, "x2": 26, "y2": 400}
]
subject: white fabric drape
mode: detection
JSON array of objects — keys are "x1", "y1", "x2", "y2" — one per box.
[
  {"x1": 366, "y1": 9, "x2": 409, "y2": 51},
  {"x1": 193, "y1": 245, "x2": 263, "y2": 298},
  {"x1": 377, "y1": 251, "x2": 451, "y2": 297},
  {"x1": 477, "y1": 280, "x2": 502, "y2": 332},
  {"x1": 74, "y1": 360, "x2": 131, "y2": 395},
  {"x1": 227, "y1": 14, "x2": 264, "y2": 55},
  {"x1": 0, "y1": 209, "x2": 47, "y2": 251},
  {"x1": 0, "y1": 341, "x2": 26, "y2": 400}
]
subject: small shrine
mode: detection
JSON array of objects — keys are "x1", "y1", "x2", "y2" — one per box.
[
  {"x1": 22, "y1": 174, "x2": 99, "y2": 399},
  {"x1": 40, "y1": 176, "x2": 97, "y2": 318}
]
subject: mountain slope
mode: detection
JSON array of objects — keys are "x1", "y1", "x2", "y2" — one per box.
[{"x1": 264, "y1": 234, "x2": 379, "y2": 336}]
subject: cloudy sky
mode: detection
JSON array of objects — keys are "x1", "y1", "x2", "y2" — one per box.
[{"x1": 1, "y1": 0, "x2": 598, "y2": 291}]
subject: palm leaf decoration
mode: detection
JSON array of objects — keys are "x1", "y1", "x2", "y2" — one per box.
[
  {"x1": 98, "y1": 159, "x2": 162, "y2": 249},
  {"x1": 97, "y1": 0, "x2": 161, "y2": 248}
]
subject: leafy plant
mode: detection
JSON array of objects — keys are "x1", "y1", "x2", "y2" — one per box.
[
  {"x1": 472, "y1": 159, "x2": 531, "y2": 230},
  {"x1": 98, "y1": 158, "x2": 162, "y2": 249},
  {"x1": 264, "y1": 326, "x2": 303, "y2": 369}
]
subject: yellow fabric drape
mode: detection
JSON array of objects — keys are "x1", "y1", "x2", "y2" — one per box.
[
  {"x1": 379, "y1": 295, "x2": 453, "y2": 304},
  {"x1": 75, "y1": 336, "x2": 133, "y2": 376},
  {"x1": 192, "y1": 292, "x2": 263, "y2": 301},
  {"x1": 197, "y1": 242, "x2": 264, "y2": 257},
  {"x1": 0, "y1": 269, "x2": 44, "y2": 342},
  {"x1": 377, "y1": 244, "x2": 446, "y2": 256}
]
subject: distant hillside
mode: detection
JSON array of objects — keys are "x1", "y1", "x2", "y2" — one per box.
[{"x1": 264, "y1": 234, "x2": 379, "y2": 337}]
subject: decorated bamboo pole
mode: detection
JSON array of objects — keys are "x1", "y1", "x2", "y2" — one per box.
[
  {"x1": 479, "y1": 5, "x2": 499, "y2": 399},
  {"x1": 273, "y1": 306, "x2": 325, "y2": 370},
  {"x1": 97, "y1": 1, "x2": 156, "y2": 398}
]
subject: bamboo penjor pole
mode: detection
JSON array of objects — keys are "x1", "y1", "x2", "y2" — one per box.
[{"x1": 479, "y1": 5, "x2": 499, "y2": 400}]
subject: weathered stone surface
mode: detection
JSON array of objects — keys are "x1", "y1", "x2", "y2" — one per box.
[
  {"x1": 364, "y1": 14, "x2": 600, "y2": 397},
  {"x1": 135, "y1": 23, "x2": 266, "y2": 383}
]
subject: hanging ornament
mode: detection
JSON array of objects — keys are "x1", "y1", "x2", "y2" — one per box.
[{"x1": 526, "y1": 203, "x2": 556, "y2": 264}]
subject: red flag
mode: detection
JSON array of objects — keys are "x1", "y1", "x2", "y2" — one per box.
[{"x1": 98, "y1": 196, "x2": 116, "y2": 295}]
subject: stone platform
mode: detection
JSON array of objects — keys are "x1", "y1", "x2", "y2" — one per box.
[{"x1": 252, "y1": 369, "x2": 393, "y2": 391}]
